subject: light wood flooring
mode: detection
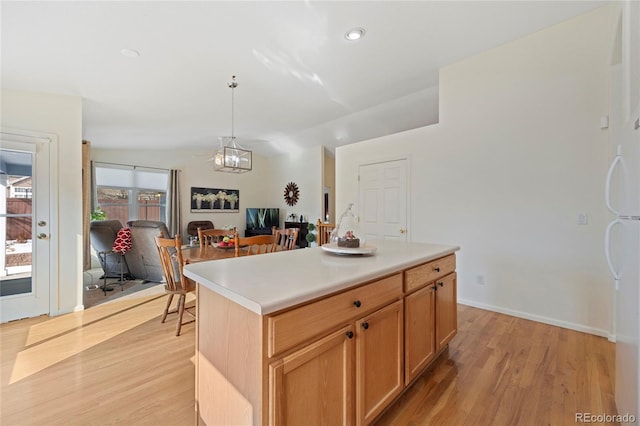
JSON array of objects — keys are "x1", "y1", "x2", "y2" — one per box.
[{"x1": 1, "y1": 300, "x2": 617, "y2": 425}]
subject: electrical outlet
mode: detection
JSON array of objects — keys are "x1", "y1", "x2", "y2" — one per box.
[
  {"x1": 476, "y1": 275, "x2": 485, "y2": 285},
  {"x1": 577, "y1": 213, "x2": 588, "y2": 225}
]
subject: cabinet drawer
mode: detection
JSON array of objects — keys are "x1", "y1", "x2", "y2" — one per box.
[
  {"x1": 268, "y1": 273, "x2": 403, "y2": 357},
  {"x1": 404, "y1": 254, "x2": 456, "y2": 292}
]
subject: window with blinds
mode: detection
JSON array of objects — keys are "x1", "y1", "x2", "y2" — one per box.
[{"x1": 93, "y1": 162, "x2": 169, "y2": 225}]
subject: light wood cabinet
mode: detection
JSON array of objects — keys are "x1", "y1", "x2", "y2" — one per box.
[
  {"x1": 269, "y1": 299, "x2": 404, "y2": 426},
  {"x1": 355, "y1": 300, "x2": 404, "y2": 425},
  {"x1": 270, "y1": 326, "x2": 355, "y2": 426},
  {"x1": 196, "y1": 251, "x2": 457, "y2": 426},
  {"x1": 404, "y1": 285, "x2": 436, "y2": 384},
  {"x1": 404, "y1": 256, "x2": 457, "y2": 386},
  {"x1": 268, "y1": 274, "x2": 403, "y2": 357},
  {"x1": 435, "y1": 272, "x2": 457, "y2": 351},
  {"x1": 404, "y1": 254, "x2": 455, "y2": 292}
]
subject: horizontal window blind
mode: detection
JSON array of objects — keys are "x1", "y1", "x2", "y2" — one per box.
[{"x1": 94, "y1": 162, "x2": 168, "y2": 190}]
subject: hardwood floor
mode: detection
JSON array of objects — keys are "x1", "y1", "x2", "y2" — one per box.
[
  {"x1": 1, "y1": 291, "x2": 197, "y2": 426},
  {"x1": 1, "y1": 300, "x2": 617, "y2": 425},
  {"x1": 375, "y1": 305, "x2": 618, "y2": 426}
]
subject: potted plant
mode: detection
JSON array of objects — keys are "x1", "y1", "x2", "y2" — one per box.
[
  {"x1": 91, "y1": 207, "x2": 106, "y2": 221},
  {"x1": 305, "y1": 222, "x2": 317, "y2": 247}
]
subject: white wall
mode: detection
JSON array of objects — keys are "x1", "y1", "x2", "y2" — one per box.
[
  {"x1": 1, "y1": 88, "x2": 83, "y2": 315},
  {"x1": 266, "y1": 145, "x2": 323, "y2": 227},
  {"x1": 92, "y1": 148, "x2": 272, "y2": 237},
  {"x1": 336, "y1": 6, "x2": 616, "y2": 336}
]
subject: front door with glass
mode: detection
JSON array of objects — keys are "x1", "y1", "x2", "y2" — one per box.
[{"x1": 1, "y1": 136, "x2": 51, "y2": 322}]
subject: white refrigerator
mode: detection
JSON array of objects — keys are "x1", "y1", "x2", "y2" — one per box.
[{"x1": 606, "y1": 65, "x2": 640, "y2": 419}]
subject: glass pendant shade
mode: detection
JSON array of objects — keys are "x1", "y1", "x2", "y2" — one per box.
[{"x1": 214, "y1": 138, "x2": 252, "y2": 173}]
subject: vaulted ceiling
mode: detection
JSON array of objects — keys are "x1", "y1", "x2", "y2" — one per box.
[{"x1": 1, "y1": 1, "x2": 606, "y2": 157}]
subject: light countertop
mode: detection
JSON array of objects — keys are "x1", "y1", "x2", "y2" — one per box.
[{"x1": 183, "y1": 239, "x2": 459, "y2": 315}]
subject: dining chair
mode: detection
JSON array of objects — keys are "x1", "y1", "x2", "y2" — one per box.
[
  {"x1": 187, "y1": 220, "x2": 214, "y2": 237},
  {"x1": 234, "y1": 234, "x2": 276, "y2": 257},
  {"x1": 154, "y1": 233, "x2": 196, "y2": 336},
  {"x1": 198, "y1": 227, "x2": 236, "y2": 247},
  {"x1": 316, "y1": 220, "x2": 335, "y2": 246},
  {"x1": 272, "y1": 226, "x2": 299, "y2": 251}
]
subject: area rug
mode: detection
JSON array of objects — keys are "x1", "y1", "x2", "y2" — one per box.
[{"x1": 84, "y1": 276, "x2": 164, "y2": 309}]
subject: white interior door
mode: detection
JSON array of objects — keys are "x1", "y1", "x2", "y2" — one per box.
[
  {"x1": 358, "y1": 159, "x2": 408, "y2": 241},
  {"x1": 1, "y1": 136, "x2": 51, "y2": 322}
]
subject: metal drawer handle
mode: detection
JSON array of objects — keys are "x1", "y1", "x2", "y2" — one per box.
[{"x1": 353, "y1": 300, "x2": 362, "y2": 308}]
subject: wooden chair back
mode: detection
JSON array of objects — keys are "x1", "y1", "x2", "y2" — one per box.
[
  {"x1": 235, "y1": 234, "x2": 276, "y2": 257},
  {"x1": 154, "y1": 233, "x2": 196, "y2": 336},
  {"x1": 316, "y1": 220, "x2": 335, "y2": 246},
  {"x1": 272, "y1": 226, "x2": 298, "y2": 251},
  {"x1": 155, "y1": 234, "x2": 192, "y2": 292},
  {"x1": 198, "y1": 227, "x2": 236, "y2": 247}
]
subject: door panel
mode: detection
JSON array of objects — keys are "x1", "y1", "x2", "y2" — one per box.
[
  {"x1": 358, "y1": 160, "x2": 407, "y2": 241},
  {"x1": 1, "y1": 136, "x2": 50, "y2": 322},
  {"x1": 270, "y1": 326, "x2": 354, "y2": 425},
  {"x1": 355, "y1": 300, "x2": 403, "y2": 425},
  {"x1": 435, "y1": 273, "x2": 457, "y2": 351},
  {"x1": 405, "y1": 285, "x2": 436, "y2": 385}
]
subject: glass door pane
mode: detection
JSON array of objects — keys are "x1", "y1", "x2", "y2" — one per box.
[{"x1": 1, "y1": 149, "x2": 33, "y2": 296}]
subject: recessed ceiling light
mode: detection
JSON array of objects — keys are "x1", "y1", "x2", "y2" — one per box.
[
  {"x1": 345, "y1": 28, "x2": 365, "y2": 41},
  {"x1": 120, "y1": 48, "x2": 140, "y2": 58}
]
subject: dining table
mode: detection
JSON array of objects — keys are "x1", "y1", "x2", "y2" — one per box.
[{"x1": 181, "y1": 244, "x2": 242, "y2": 263}]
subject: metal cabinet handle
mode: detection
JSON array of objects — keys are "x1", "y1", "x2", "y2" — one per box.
[
  {"x1": 434, "y1": 267, "x2": 440, "y2": 272},
  {"x1": 346, "y1": 331, "x2": 354, "y2": 339},
  {"x1": 362, "y1": 322, "x2": 369, "y2": 330},
  {"x1": 353, "y1": 300, "x2": 362, "y2": 308}
]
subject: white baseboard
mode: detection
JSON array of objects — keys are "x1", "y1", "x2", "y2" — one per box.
[{"x1": 457, "y1": 298, "x2": 612, "y2": 339}]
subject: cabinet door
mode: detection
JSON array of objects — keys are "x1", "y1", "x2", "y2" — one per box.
[
  {"x1": 435, "y1": 272, "x2": 457, "y2": 351},
  {"x1": 270, "y1": 326, "x2": 354, "y2": 426},
  {"x1": 356, "y1": 300, "x2": 403, "y2": 425},
  {"x1": 404, "y1": 285, "x2": 436, "y2": 385}
]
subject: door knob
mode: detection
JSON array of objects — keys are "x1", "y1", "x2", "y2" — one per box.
[
  {"x1": 37, "y1": 233, "x2": 48, "y2": 240},
  {"x1": 400, "y1": 228, "x2": 406, "y2": 234},
  {"x1": 38, "y1": 221, "x2": 47, "y2": 227}
]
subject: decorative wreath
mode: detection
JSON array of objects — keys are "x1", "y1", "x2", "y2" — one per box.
[{"x1": 284, "y1": 182, "x2": 300, "y2": 206}]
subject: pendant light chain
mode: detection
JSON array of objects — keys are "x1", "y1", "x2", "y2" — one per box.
[
  {"x1": 229, "y1": 76, "x2": 237, "y2": 142},
  {"x1": 213, "y1": 74, "x2": 252, "y2": 173}
]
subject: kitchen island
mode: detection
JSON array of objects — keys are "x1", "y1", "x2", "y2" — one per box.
[{"x1": 184, "y1": 240, "x2": 459, "y2": 425}]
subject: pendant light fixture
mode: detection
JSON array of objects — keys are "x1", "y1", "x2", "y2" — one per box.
[{"x1": 214, "y1": 75, "x2": 252, "y2": 173}]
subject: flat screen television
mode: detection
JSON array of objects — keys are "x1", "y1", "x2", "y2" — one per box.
[{"x1": 246, "y1": 208, "x2": 280, "y2": 230}]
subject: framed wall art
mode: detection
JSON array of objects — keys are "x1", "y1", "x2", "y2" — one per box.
[{"x1": 191, "y1": 187, "x2": 239, "y2": 212}]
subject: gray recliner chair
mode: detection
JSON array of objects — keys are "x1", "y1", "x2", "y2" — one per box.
[
  {"x1": 126, "y1": 220, "x2": 171, "y2": 283},
  {"x1": 89, "y1": 219, "x2": 132, "y2": 279}
]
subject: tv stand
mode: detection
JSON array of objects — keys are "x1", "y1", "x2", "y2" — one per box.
[{"x1": 245, "y1": 228, "x2": 273, "y2": 237}]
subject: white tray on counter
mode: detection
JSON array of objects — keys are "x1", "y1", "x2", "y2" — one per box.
[{"x1": 320, "y1": 242, "x2": 377, "y2": 256}]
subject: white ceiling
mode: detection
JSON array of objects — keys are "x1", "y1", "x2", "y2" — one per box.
[{"x1": 1, "y1": 1, "x2": 607, "y2": 158}]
